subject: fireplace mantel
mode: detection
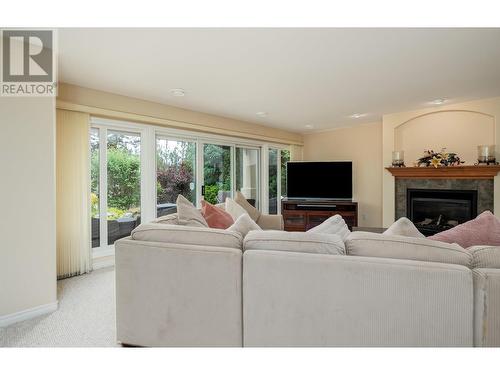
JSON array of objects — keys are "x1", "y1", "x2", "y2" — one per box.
[{"x1": 386, "y1": 165, "x2": 500, "y2": 179}]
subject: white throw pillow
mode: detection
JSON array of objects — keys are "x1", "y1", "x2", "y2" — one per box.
[
  {"x1": 225, "y1": 198, "x2": 248, "y2": 221},
  {"x1": 383, "y1": 217, "x2": 424, "y2": 238},
  {"x1": 244, "y1": 230, "x2": 345, "y2": 255},
  {"x1": 234, "y1": 191, "x2": 261, "y2": 222},
  {"x1": 176, "y1": 195, "x2": 208, "y2": 228},
  {"x1": 307, "y1": 214, "x2": 350, "y2": 241},
  {"x1": 227, "y1": 213, "x2": 262, "y2": 237}
]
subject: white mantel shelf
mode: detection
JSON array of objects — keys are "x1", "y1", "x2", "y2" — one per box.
[{"x1": 386, "y1": 165, "x2": 500, "y2": 180}]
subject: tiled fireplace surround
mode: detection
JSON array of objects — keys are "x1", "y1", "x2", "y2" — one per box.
[{"x1": 395, "y1": 178, "x2": 494, "y2": 221}]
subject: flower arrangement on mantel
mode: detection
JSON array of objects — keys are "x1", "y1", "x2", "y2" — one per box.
[{"x1": 416, "y1": 148, "x2": 464, "y2": 168}]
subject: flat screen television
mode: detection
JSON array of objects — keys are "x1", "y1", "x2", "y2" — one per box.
[{"x1": 286, "y1": 161, "x2": 352, "y2": 200}]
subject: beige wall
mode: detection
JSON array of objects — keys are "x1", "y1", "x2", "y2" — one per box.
[
  {"x1": 394, "y1": 110, "x2": 495, "y2": 166},
  {"x1": 57, "y1": 83, "x2": 303, "y2": 146},
  {"x1": 303, "y1": 122, "x2": 383, "y2": 227},
  {"x1": 0, "y1": 97, "x2": 57, "y2": 317}
]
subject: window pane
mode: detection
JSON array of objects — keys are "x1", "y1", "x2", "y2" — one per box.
[
  {"x1": 235, "y1": 147, "x2": 259, "y2": 208},
  {"x1": 156, "y1": 138, "x2": 196, "y2": 217},
  {"x1": 107, "y1": 130, "x2": 141, "y2": 245},
  {"x1": 203, "y1": 144, "x2": 232, "y2": 204},
  {"x1": 268, "y1": 148, "x2": 278, "y2": 214},
  {"x1": 90, "y1": 128, "x2": 100, "y2": 248},
  {"x1": 280, "y1": 149, "x2": 290, "y2": 198}
]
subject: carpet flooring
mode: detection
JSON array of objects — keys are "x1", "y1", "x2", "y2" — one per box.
[{"x1": 0, "y1": 267, "x2": 118, "y2": 347}]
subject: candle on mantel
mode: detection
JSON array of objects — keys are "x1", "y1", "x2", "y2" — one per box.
[
  {"x1": 392, "y1": 150, "x2": 405, "y2": 167},
  {"x1": 477, "y1": 145, "x2": 496, "y2": 164}
]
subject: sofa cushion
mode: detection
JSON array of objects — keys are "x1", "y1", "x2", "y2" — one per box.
[
  {"x1": 227, "y1": 213, "x2": 262, "y2": 237},
  {"x1": 345, "y1": 231, "x2": 472, "y2": 267},
  {"x1": 176, "y1": 195, "x2": 208, "y2": 228},
  {"x1": 428, "y1": 211, "x2": 500, "y2": 248},
  {"x1": 225, "y1": 198, "x2": 248, "y2": 221},
  {"x1": 244, "y1": 230, "x2": 345, "y2": 255},
  {"x1": 151, "y1": 213, "x2": 179, "y2": 225},
  {"x1": 235, "y1": 191, "x2": 261, "y2": 222},
  {"x1": 383, "y1": 217, "x2": 425, "y2": 238},
  {"x1": 201, "y1": 200, "x2": 234, "y2": 229},
  {"x1": 131, "y1": 223, "x2": 242, "y2": 249},
  {"x1": 468, "y1": 246, "x2": 500, "y2": 269},
  {"x1": 307, "y1": 214, "x2": 350, "y2": 241}
]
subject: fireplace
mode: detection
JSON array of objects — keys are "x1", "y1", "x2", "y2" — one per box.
[{"x1": 406, "y1": 189, "x2": 477, "y2": 236}]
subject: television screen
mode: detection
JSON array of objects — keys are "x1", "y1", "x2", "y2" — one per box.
[{"x1": 286, "y1": 161, "x2": 352, "y2": 200}]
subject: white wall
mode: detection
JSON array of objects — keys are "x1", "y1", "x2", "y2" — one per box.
[{"x1": 0, "y1": 97, "x2": 57, "y2": 318}]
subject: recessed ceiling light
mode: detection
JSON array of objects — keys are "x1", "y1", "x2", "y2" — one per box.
[
  {"x1": 256, "y1": 111, "x2": 268, "y2": 117},
  {"x1": 170, "y1": 88, "x2": 186, "y2": 97},
  {"x1": 430, "y1": 98, "x2": 447, "y2": 105},
  {"x1": 349, "y1": 113, "x2": 367, "y2": 119},
  {"x1": 305, "y1": 124, "x2": 314, "y2": 129}
]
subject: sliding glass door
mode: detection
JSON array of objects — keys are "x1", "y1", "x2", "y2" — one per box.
[
  {"x1": 106, "y1": 130, "x2": 141, "y2": 245},
  {"x1": 156, "y1": 136, "x2": 197, "y2": 216},
  {"x1": 90, "y1": 126, "x2": 143, "y2": 253},
  {"x1": 202, "y1": 143, "x2": 233, "y2": 204},
  {"x1": 268, "y1": 147, "x2": 290, "y2": 214},
  {"x1": 201, "y1": 144, "x2": 261, "y2": 208},
  {"x1": 268, "y1": 148, "x2": 278, "y2": 214},
  {"x1": 90, "y1": 128, "x2": 100, "y2": 248},
  {"x1": 235, "y1": 147, "x2": 260, "y2": 208},
  {"x1": 90, "y1": 117, "x2": 290, "y2": 257}
]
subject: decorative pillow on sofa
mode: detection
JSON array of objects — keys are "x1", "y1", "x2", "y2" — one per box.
[
  {"x1": 428, "y1": 211, "x2": 500, "y2": 248},
  {"x1": 383, "y1": 217, "x2": 424, "y2": 238},
  {"x1": 244, "y1": 230, "x2": 345, "y2": 255},
  {"x1": 176, "y1": 195, "x2": 208, "y2": 228},
  {"x1": 151, "y1": 213, "x2": 179, "y2": 225},
  {"x1": 225, "y1": 198, "x2": 248, "y2": 221},
  {"x1": 201, "y1": 200, "x2": 234, "y2": 229},
  {"x1": 345, "y1": 231, "x2": 472, "y2": 267},
  {"x1": 227, "y1": 213, "x2": 262, "y2": 237},
  {"x1": 131, "y1": 222, "x2": 242, "y2": 249},
  {"x1": 307, "y1": 214, "x2": 350, "y2": 241},
  {"x1": 234, "y1": 191, "x2": 261, "y2": 222}
]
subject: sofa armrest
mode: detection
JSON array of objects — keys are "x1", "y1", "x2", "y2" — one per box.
[
  {"x1": 473, "y1": 268, "x2": 500, "y2": 347},
  {"x1": 115, "y1": 238, "x2": 242, "y2": 347},
  {"x1": 257, "y1": 214, "x2": 283, "y2": 230},
  {"x1": 243, "y1": 250, "x2": 473, "y2": 347}
]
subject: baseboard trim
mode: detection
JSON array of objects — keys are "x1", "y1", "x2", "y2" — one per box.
[{"x1": 0, "y1": 301, "x2": 58, "y2": 328}]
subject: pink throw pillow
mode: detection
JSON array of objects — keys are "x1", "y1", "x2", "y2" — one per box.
[
  {"x1": 200, "y1": 200, "x2": 234, "y2": 229},
  {"x1": 428, "y1": 211, "x2": 500, "y2": 248}
]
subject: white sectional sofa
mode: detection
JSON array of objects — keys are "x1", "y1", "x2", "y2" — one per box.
[{"x1": 115, "y1": 224, "x2": 500, "y2": 347}]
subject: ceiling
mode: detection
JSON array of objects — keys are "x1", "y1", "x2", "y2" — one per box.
[{"x1": 58, "y1": 28, "x2": 500, "y2": 133}]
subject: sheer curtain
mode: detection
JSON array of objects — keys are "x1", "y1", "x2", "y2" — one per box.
[{"x1": 56, "y1": 109, "x2": 91, "y2": 278}]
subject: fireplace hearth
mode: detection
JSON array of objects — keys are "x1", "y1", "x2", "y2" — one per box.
[{"x1": 407, "y1": 189, "x2": 477, "y2": 236}]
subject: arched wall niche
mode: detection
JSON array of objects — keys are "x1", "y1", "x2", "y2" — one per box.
[{"x1": 394, "y1": 110, "x2": 495, "y2": 166}]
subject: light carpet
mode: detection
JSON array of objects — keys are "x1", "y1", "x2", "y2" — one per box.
[{"x1": 0, "y1": 267, "x2": 118, "y2": 347}]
